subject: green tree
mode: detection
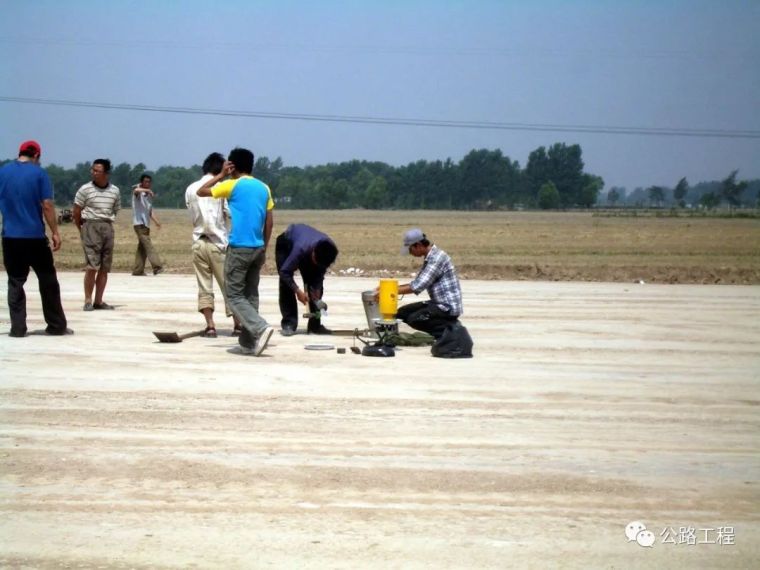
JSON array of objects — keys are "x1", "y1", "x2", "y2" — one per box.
[
  {"x1": 700, "y1": 191, "x2": 721, "y2": 210},
  {"x1": 152, "y1": 165, "x2": 202, "y2": 208},
  {"x1": 607, "y1": 187, "x2": 621, "y2": 207},
  {"x1": 647, "y1": 186, "x2": 665, "y2": 208},
  {"x1": 46, "y1": 163, "x2": 83, "y2": 206},
  {"x1": 524, "y1": 146, "x2": 549, "y2": 206},
  {"x1": 277, "y1": 173, "x2": 311, "y2": 208},
  {"x1": 525, "y1": 143, "x2": 585, "y2": 207},
  {"x1": 362, "y1": 176, "x2": 389, "y2": 209},
  {"x1": 673, "y1": 177, "x2": 689, "y2": 208},
  {"x1": 579, "y1": 174, "x2": 603, "y2": 208},
  {"x1": 720, "y1": 170, "x2": 748, "y2": 210},
  {"x1": 254, "y1": 156, "x2": 283, "y2": 192},
  {"x1": 457, "y1": 149, "x2": 520, "y2": 209},
  {"x1": 3, "y1": 144, "x2": 621, "y2": 211},
  {"x1": 110, "y1": 162, "x2": 134, "y2": 204},
  {"x1": 537, "y1": 181, "x2": 560, "y2": 209}
]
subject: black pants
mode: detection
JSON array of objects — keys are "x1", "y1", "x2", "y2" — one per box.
[
  {"x1": 397, "y1": 301, "x2": 458, "y2": 340},
  {"x1": 275, "y1": 232, "x2": 323, "y2": 331},
  {"x1": 2, "y1": 237, "x2": 68, "y2": 336}
]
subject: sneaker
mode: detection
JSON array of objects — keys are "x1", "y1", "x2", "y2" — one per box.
[
  {"x1": 153, "y1": 267, "x2": 165, "y2": 275},
  {"x1": 45, "y1": 327, "x2": 74, "y2": 336},
  {"x1": 83, "y1": 302, "x2": 94, "y2": 311},
  {"x1": 93, "y1": 302, "x2": 115, "y2": 310},
  {"x1": 254, "y1": 326, "x2": 274, "y2": 356},
  {"x1": 307, "y1": 324, "x2": 333, "y2": 335},
  {"x1": 280, "y1": 327, "x2": 297, "y2": 337}
]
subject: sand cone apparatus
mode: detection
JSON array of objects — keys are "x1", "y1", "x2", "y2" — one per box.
[
  {"x1": 358, "y1": 279, "x2": 399, "y2": 357},
  {"x1": 378, "y1": 279, "x2": 398, "y2": 322}
]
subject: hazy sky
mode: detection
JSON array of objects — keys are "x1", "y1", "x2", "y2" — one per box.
[{"x1": 1, "y1": 0, "x2": 758, "y2": 191}]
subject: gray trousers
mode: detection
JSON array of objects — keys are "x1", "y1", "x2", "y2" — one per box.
[
  {"x1": 133, "y1": 224, "x2": 162, "y2": 274},
  {"x1": 225, "y1": 246, "x2": 269, "y2": 347}
]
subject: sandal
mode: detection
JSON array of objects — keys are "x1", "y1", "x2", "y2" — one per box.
[
  {"x1": 202, "y1": 326, "x2": 217, "y2": 338},
  {"x1": 231, "y1": 326, "x2": 243, "y2": 337}
]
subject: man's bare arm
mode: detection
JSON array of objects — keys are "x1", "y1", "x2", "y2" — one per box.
[
  {"x1": 41, "y1": 199, "x2": 62, "y2": 251},
  {"x1": 197, "y1": 161, "x2": 233, "y2": 197},
  {"x1": 398, "y1": 283, "x2": 414, "y2": 295},
  {"x1": 263, "y1": 210, "x2": 273, "y2": 249},
  {"x1": 72, "y1": 203, "x2": 83, "y2": 229},
  {"x1": 133, "y1": 186, "x2": 154, "y2": 198}
]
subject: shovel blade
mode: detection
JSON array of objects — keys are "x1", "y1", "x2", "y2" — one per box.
[{"x1": 153, "y1": 331, "x2": 182, "y2": 343}]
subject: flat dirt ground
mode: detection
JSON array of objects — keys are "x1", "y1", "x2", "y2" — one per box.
[
  {"x1": 40, "y1": 209, "x2": 760, "y2": 284},
  {"x1": 1, "y1": 272, "x2": 759, "y2": 569}
]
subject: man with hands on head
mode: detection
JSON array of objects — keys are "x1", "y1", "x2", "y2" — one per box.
[
  {"x1": 196, "y1": 147, "x2": 275, "y2": 357},
  {"x1": 185, "y1": 152, "x2": 241, "y2": 338}
]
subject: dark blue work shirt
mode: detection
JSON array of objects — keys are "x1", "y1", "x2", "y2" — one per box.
[
  {"x1": 279, "y1": 223, "x2": 336, "y2": 292},
  {"x1": 0, "y1": 160, "x2": 54, "y2": 238}
]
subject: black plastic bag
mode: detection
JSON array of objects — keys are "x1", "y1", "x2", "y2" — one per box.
[{"x1": 431, "y1": 321, "x2": 473, "y2": 358}]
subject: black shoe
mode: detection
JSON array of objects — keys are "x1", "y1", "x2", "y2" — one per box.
[
  {"x1": 45, "y1": 327, "x2": 74, "y2": 336},
  {"x1": 280, "y1": 327, "x2": 297, "y2": 337},
  {"x1": 9, "y1": 329, "x2": 27, "y2": 338},
  {"x1": 307, "y1": 325, "x2": 332, "y2": 335},
  {"x1": 153, "y1": 267, "x2": 165, "y2": 275}
]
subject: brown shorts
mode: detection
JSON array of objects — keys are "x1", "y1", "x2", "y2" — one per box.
[{"x1": 80, "y1": 220, "x2": 115, "y2": 271}]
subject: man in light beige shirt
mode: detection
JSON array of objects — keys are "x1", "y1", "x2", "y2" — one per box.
[{"x1": 184, "y1": 152, "x2": 239, "y2": 337}]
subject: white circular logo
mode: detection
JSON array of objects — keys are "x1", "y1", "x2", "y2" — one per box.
[{"x1": 625, "y1": 521, "x2": 647, "y2": 542}]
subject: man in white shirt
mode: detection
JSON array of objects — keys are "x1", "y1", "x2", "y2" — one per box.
[
  {"x1": 184, "y1": 152, "x2": 239, "y2": 337},
  {"x1": 131, "y1": 174, "x2": 164, "y2": 276}
]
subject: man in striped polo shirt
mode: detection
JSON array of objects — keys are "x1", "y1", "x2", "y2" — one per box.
[{"x1": 73, "y1": 159, "x2": 121, "y2": 311}]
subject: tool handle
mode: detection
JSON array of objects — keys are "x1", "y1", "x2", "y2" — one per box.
[{"x1": 179, "y1": 330, "x2": 206, "y2": 340}]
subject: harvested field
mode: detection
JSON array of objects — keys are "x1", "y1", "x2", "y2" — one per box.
[
  {"x1": 1, "y1": 272, "x2": 759, "y2": 568},
  {"x1": 25, "y1": 209, "x2": 760, "y2": 284}
]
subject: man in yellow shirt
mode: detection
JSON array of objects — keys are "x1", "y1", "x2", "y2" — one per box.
[{"x1": 197, "y1": 148, "x2": 274, "y2": 356}]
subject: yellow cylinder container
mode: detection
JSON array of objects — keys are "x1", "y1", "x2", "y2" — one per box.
[{"x1": 378, "y1": 279, "x2": 398, "y2": 321}]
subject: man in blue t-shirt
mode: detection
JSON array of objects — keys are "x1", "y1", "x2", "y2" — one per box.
[
  {"x1": 0, "y1": 140, "x2": 70, "y2": 337},
  {"x1": 196, "y1": 147, "x2": 275, "y2": 356}
]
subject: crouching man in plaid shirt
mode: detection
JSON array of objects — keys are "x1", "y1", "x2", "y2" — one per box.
[{"x1": 396, "y1": 228, "x2": 466, "y2": 342}]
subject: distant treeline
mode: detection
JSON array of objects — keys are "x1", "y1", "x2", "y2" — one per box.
[
  {"x1": 607, "y1": 174, "x2": 759, "y2": 209},
  {"x1": 2, "y1": 143, "x2": 757, "y2": 210}
]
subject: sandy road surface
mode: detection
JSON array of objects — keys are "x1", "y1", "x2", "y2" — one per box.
[{"x1": 1, "y1": 272, "x2": 759, "y2": 569}]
